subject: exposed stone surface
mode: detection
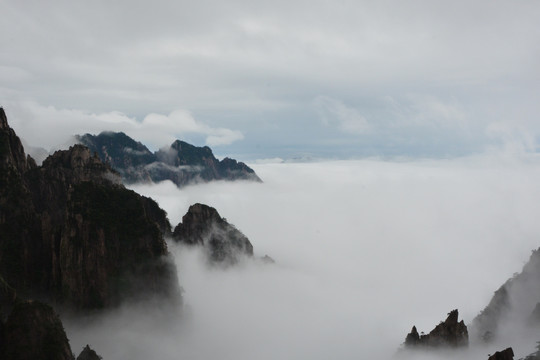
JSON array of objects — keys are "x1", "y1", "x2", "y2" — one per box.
[
  {"x1": 2, "y1": 300, "x2": 74, "y2": 360},
  {"x1": 76, "y1": 345, "x2": 102, "y2": 360},
  {"x1": 77, "y1": 132, "x2": 261, "y2": 187},
  {"x1": 488, "y1": 347, "x2": 514, "y2": 360},
  {"x1": 404, "y1": 309, "x2": 468, "y2": 348},
  {"x1": 173, "y1": 203, "x2": 253, "y2": 264},
  {"x1": 471, "y1": 248, "x2": 540, "y2": 342},
  {"x1": 0, "y1": 109, "x2": 181, "y2": 310}
]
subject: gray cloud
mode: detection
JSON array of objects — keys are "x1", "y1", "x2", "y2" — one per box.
[
  {"x1": 3, "y1": 101, "x2": 244, "y2": 151},
  {"x1": 1, "y1": 1, "x2": 539, "y2": 158},
  {"x1": 112, "y1": 155, "x2": 540, "y2": 359}
]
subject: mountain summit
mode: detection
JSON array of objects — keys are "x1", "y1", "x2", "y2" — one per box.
[{"x1": 77, "y1": 132, "x2": 261, "y2": 187}]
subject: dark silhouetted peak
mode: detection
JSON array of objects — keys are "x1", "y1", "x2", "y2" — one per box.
[
  {"x1": 219, "y1": 157, "x2": 262, "y2": 182},
  {"x1": 77, "y1": 132, "x2": 155, "y2": 183},
  {"x1": 76, "y1": 345, "x2": 102, "y2": 360},
  {"x1": 0, "y1": 108, "x2": 8, "y2": 130},
  {"x1": 2, "y1": 300, "x2": 74, "y2": 360},
  {"x1": 157, "y1": 140, "x2": 215, "y2": 168},
  {"x1": 488, "y1": 347, "x2": 514, "y2": 360},
  {"x1": 78, "y1": 131, "x2": 155, "y2": 165},
  {"x1": 472, "y1": 248, "x2": 540, "y2": 342},
  {"x1": 76, "y1": 131, "x2": 261, "y2": 187},
  {"x1": 173, "y1": 203, "x2": 253, "y2": 264},
  {"x1": 403, "y1": 309, "x2": 468, "y2": 349},
  {"x1": 0, "y1": 108, "x2": 36, "y2": 174},
  {"x1": 404, "y1": 326, "x2": 420, "y2": 346}
]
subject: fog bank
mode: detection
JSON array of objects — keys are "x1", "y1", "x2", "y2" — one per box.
[{"x1": 67, "y1": 155, "x2": 540, "y2": 359}]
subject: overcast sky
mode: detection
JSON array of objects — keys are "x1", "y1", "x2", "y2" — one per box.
[{"x1": 1, "y1": 1, "x2": 539, "y2": 159}]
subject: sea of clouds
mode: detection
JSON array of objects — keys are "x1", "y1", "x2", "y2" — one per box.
[{"x1": 65, "y1": 155, "x2": 540, "y2": 359}]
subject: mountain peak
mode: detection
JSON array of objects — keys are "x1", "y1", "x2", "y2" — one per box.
[
  {"x1": 77, "y1": 131, "x2": 261, "y2": 186},
  {"x1": 0, "y1": 107, "x2": 8, "y2": 130},
  {"x1": 173, "y1": 203, "x2": 254, "y2": 264}
]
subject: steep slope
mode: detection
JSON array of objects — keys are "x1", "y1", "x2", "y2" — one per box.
[
  {"x1": 0, "y1": 108, "x2": 180, "y2": 310},
  {"x1": 77, "y1": 132, "x2": 261, "y2": 187},
  {"x1": 75, "y1": 132, "x2": 155, "y2": 183},
  {"x1": 172, "y1": 203, "x2": 253, "y2": 264},
  {"x1": 471, "y1": 248, "x2": 540, "y2": 342},
  {"x1": 2, "y1": 300, "x2": 74, "y2": 360}
]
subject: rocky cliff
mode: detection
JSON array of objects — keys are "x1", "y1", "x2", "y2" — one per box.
[
  {"x1": 404, "y1": 309, "x2": 468, "y2": 349},
  {"x1": 0, "y1": 298, "x2": 103, "y2": 360},
  {"x1": 471, "y1": 248, "x2": 540, "y2": 342},
  {"x1": 1, "y1": 300, "x2": 74, "y2": 360},
  {"x1": 172, "y1": 203, "x2": 253, "y2": 264},
  {"x1": 77, "y1": 132, "x2": 261, "y2": 187},
  {"x1": 0, "y1": 108, "x2": 181, "y2": 310},
  {"x1": 488, "y1": 347, "x2": 514, "y2": 360},
  {"x1": 76, "y1": 345, "x2": 102, "y2": 360}
]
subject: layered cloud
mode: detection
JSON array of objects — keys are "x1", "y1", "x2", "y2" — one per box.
[
  {"x1": 1, "y1": 1, "x2": 539, "y2": 158},
  {"x1": 4, "y1": 101, "x2": 244, "y2": 150}
]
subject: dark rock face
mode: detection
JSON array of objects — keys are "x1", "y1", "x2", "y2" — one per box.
[
  {"x1": 77, "y1": 132, "x2": 261, "y2": 187},
  {"x1": 76, "y1": 131, "x2": 155, "y2": 183},
  {"x1": 173, "y1": 203, "x2": 253, "y2": 264},
  {"x1": 488, "y1": 347, "x2": 514, "y2": 360},
  {"x1": 76, "y1": 345, "x2": 102, "y2": 360},
  {"x1": 2, "y1": 300, "x2": 74, "y2": 360},
  {"x1": 471, "y1": 248, "x2": 540, "y2": 341},
  {"x1": 404, "y1": 309, "x2": 468, "y2": 348},
  {"x1": 0, "y1": 109, "x2": 180, "y2": 310}
]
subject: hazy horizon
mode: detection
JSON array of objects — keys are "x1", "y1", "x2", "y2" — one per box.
[{"x1": 1, "y1": 1, "x2": 539, "y2": 160}]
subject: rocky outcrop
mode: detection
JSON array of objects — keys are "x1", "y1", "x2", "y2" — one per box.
[
  {"x1": 76, "y1": 131, "x2": 155, "y2": 183},
  {"x1": 0, "y1": 109, "x2": 181, "y2": 310},
  {"x1": 172, "y1": 203, "x2": 253, "y2": 264},
  {"x1": 76, "y1": 345, "x2": 102, "y2": 360},
  {"x1": 77, "y1": 132, "x2": 261, "y2": 187},
  {"x1": 471, "y1": 248, "x2": 540, "y2": 342},
  {"x1": 404, "y1": 309, "x2": 468, "y2": 348},
  {"x1": 2, "y1": 300, "x2": 74, "y2": 360},
  {"x1": 488, "y1": 347, "x2": 514, "y2": 360}
]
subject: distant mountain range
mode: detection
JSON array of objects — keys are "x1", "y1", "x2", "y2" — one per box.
[{"x1": 76, "y1": 132, "x2": 261, "y2": 187}]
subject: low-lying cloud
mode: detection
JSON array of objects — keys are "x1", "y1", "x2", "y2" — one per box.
[{"x1": 62, "y1": 155, "x2": 540, "y2": 359}]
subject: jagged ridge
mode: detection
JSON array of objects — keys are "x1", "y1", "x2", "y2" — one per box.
[
  {"x1": 77, "y1": 132, "x2": 261, "y2": 187},
  {"x1": 404, "y1": 309, "x2": 468, "y2": 349},
  {"x1": 471, "y1": 248, "x2": 540, "y2": 342}
]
